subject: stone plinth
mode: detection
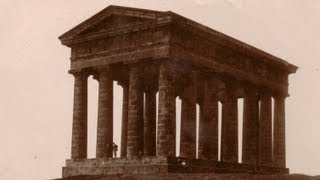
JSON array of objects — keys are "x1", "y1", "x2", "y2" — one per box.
[{"x1": 62, "y1": 157, "x2": 289, "y2": 178}]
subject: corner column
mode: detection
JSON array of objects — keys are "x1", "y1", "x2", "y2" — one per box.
[
  {"x1": 70, "y1": 71, "x2": 88, "y2": 159},
  {"x1": 96, "y1": 68, "x2": 113, "y2": 158},
  {"x1": 119, "y1": 81, "x2": 129, "y2": 157},
  {"x1": 242, "y1": 88, "x2": 259, "y2": 165},
  {"x1": 221, "y1": 94, "x2": 238, "y2": 163},
  {"x1": 127, "y1": 64, "x2": 144, "y2": 157},
  {"x1": 273, "y1": 95, "x2": 286, "y2": 168},
  {"x1": 157, "y1": 60, "x2": 176, "y2": 157},
  {"x1": 259, "y1": 93, "x2": 273, "y2": 166}
]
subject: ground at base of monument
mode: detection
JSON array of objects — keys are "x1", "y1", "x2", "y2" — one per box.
[{"x1": 54, "y1": 173, "x2": 320, "y2": 180}]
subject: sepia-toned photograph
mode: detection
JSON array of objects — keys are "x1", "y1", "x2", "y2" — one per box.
[{"x1": 0, "y1": 0, "x2": 319, "y2": 179}]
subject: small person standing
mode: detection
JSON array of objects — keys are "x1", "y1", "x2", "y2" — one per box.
[{"x1": 112, "y1": 142, "x2": 118, "y2": 157}]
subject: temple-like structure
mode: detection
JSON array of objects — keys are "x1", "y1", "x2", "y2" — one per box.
[{"x1": 59, "y1": 5, "x2": 297, "y2": 178}]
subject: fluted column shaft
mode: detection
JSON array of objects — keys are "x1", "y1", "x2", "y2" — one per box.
[
  {"x1": 242, "y1": 93, "x2": 259, "y2": 165},
  {"x1": 96, "y1": 68, "x2": 113, "y2": 158},
  {"x1": 259, "y1": 95, "x2": 273, "y2": 166},
  {"x1": 120, "y1": 82, "x2": 129, "y2": 157},
  {"x1": 273, "y1": 95, "x2": 286, "y2": 168},
  {"x1": 71, "y1": 72, "x2": 88, "y2": 159},
  {"x1": 144, "y1": 90, "x2": 157, "y2": 156},
  {"x1": 127, "y1": 64, "x2": 144, "y2": 157},
  {"x1": 157, "y1": 61, "x2": 176, "y2": 157},
  {"x1": 221, "y1": 95, "x2": 238, "y2": 163}
]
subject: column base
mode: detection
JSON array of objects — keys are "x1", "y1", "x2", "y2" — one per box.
[{"x1": 61, "y1": 157, "x2": 289, "y2": 178}]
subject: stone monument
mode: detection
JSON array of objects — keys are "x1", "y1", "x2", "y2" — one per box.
[{"x1": 58, "y1": 5, "x2": 298, "y2": 179}]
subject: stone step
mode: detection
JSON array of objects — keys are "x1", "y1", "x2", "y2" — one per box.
[{"x1": 55, "y1": 173, "x2": 320, "y2": 180}]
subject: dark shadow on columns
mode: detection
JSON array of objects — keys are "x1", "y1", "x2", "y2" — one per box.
[
  {"x1": 221, "y1": 96, "x2": 238, "y2": 163},
  {"x1": 144, "y1": 90, "x2": 157, "y2": 156}
]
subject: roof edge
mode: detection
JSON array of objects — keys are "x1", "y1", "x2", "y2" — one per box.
[
  {"x1": 59, "y1": 5, "x2": 298, "y2": 74},
  {"x1": 168, "y1": 11, "x2": 298, "y2": 74}
]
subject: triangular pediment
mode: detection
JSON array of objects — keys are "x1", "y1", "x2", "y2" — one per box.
[
  {"x1": 78, "y1": 14, "x2": 152, "y2": 36},
  {"x1": 59, "y1": 5, "x2": 169, "y2": 44}
]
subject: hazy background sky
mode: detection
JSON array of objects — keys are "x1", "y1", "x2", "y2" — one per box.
[{"x1": 0, "y1": 0, "x2": 319, "y2": 179}]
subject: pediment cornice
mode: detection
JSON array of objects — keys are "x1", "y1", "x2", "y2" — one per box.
[{"x1": 59, "y1": 5, "x2": 169, "y2": 45}]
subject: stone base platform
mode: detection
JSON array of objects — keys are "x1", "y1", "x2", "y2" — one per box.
[
  {"x1": 62, "y1": 157, "x2": 288, "y2": 178},
  {"x1": 56, "y1": 173, "x2": 319, "y2": 180}
]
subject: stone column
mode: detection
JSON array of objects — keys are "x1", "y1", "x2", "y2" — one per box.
[
  {"x1": 144, "y1": 90, "x2": 157, "y2": 156},
  {"x1": 119, "y1": 81, "x2": 129, "y2": 157},
  {"x1": 198, "y1": 79, "x2": 218, "y2": 160},
  {"x1": 180, "y1": 73, "x2": 197, "y2": 158},
  {"x1": 127, "y1": 64, "x2": 144, "y2": 157},
  {"x1": 221, "y1": 95, "x2": 238, "y2": 163},
  {"x1": 157, "y1": 61, "x2": 176, "y2": 157},
  {"x1": 96, "y1": 68, "x2": 113, "y2": 158},
  {"x1": 180, "y1": 97, "x2": 196, "y2": 158},
  {"x1": 259, "y1": 94, "x2": 273, "y2": 166},
  {"x1": 242, "y1": 88, "x2": 259, "y2": 165},
  {"x1": 273, "y1": 95, "x2": 286, "y2": 168},
  {"x1": 70, "y1": 71, "x2": 88, "y2": 159}
]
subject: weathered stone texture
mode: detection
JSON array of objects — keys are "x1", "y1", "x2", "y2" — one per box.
[
  {"x1": 198, "y1": 79, "x2": 218, "y2": 160},
  {"x1": 259, "y1": 95, "x2": 273, "y2": 166},
  {"x1": 57, "y1": 173, "x2": 320, "y2": 180},
  {"x1": 273, "y1": 95, "x2": 286, "y2": 168},
  {"x1": 71, "y1": 72, "x2": 88, "y2": 159},
  {"x1": 242, "y1": 92, "x2": 259, "y2": 165},
  {"x1": 180, "y1": 73, "x2": 197, "y2": 158},
  {"x1": 96, "y1": 68, "x2": 113, "y2": 158},
  {"x1": 221, "y1": 96, "x2": 238, "y2": 163},
  {"x1": 157, "y1": 61, "x2": 176, "y2": 157},
  {"x1": 61, "y1": 157, "x2": 290, "y2": 179},
  {"x1": 180, "y1": 98, "x2": 197, "y2": 158},
  {"x1": 127, "y1": 64, "x2": 144, "y2": 157},
  {"x1": 143, "y1": 91, "x2": 157, "y2": 156},
  {"x1": 59, "y1": 5, "x2": 298, "y2": 179}
]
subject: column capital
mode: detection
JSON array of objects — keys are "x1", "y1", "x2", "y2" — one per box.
[
  {"x1": 96, "y1": 65, "x2": 112, "y2": 72},
  {"x1": 117, "y1": 80, "x2": 129, "y2": 88},
  {"x1": 93, "y1": 66, "x2": 113, "y2": 81},
  {"x1": 145, "y1": 87, "x2": 158, "y2": 95},
  {"x1": 68, "y1": 69, "x2": 90, "y2": 78},
  {"x1": 258, "y1": 87, "x2": 273, "y2": 97},
  {"x1": 243, "y1": 83, "x2": 260, "y2": 97},
  {"x1": 273, "y1": 92, "x2": 288, "y2": 100},
  {"x1": 219, "y1": 92, "x2": 237, "y2": 104},
  {"x1": 128, "y1": 62, "x2": 143, "y2": 70}
]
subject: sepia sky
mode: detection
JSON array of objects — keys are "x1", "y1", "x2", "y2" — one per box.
[{"x1": 0, "y1": 0, "x2": 320, "y2": 179}]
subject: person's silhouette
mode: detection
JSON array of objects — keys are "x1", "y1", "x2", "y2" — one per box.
[{"x1": 112, "y1": 142, "x2": 118, "y2": 157}]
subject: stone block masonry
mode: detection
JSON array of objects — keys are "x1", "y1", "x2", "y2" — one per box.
[{"x1": 59, "y1": 5, "x2": 298, "y2": 179}]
